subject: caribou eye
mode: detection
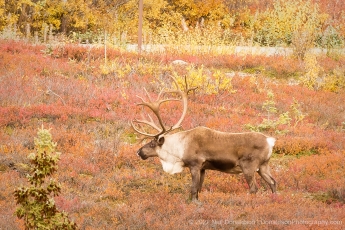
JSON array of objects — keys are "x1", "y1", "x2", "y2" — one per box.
[{"x1": 149, "y1": 142, "x2": 155, "y2": 148}]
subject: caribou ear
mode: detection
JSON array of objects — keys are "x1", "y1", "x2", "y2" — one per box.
[{"x1": 157, "y1": 136, "x2": 165, "y2": 146}]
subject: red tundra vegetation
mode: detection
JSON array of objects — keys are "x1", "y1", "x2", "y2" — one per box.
[{"x1": 0, "y1": 40, "x2": 344, "y2": 229}]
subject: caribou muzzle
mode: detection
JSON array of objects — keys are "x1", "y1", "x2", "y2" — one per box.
[{"x1": 137, "y1": 148, "x2": 149, "y2": 160}]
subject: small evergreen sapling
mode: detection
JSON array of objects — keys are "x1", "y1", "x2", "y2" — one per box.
[{"x1": 14, "y1": 127, "x2": 77, "y2": 230}]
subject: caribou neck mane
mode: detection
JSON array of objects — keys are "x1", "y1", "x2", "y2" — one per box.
[{"x1": 156, "y1": 132, "x2": 186, "y2": 174}]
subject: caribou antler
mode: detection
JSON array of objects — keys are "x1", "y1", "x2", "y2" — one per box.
[
  {"x1": 164, "y1": 75, "x2": 197, "y2": 130},
  {"x1": 131, "y1": 88, "x2": 175, "y2": 137},
  {"x1": 131, "y1": 75, "x2": 196, "y2": 138}
]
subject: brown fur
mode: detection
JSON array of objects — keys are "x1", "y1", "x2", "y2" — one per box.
[{"x1": 137, "y1": 126, "x2": 276, "y2": 200}]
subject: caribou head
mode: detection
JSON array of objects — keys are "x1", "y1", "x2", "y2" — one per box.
[{"x1": 132, "y1": 76, "x2": 194, "y2": 161}]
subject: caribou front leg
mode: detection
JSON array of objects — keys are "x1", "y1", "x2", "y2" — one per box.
[
  {"x1": 190, "y1": 167, "x2": 201, "y2": 200},
  {"x1": 199, "y1": 169, "x2": 205, "y2": 193}
]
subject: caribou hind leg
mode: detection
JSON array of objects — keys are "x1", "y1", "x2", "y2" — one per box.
[
  {"x1": 240, "y1": 159, "x2": 259, "y2": 194},
  {"x1": 243, "y1": 172, "x2": 258, "y2": 194},
  {"x1": 258, "y1": 162, "x2": 276, "y2": 193}
]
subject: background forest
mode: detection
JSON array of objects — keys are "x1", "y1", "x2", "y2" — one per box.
[{"x1": 1, "y1": 0, "x2": 345, "y2": 49}]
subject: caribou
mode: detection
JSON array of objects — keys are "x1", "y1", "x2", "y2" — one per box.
[{"x1": 131, "y1": 76, "x2": 277, "y2": 201}]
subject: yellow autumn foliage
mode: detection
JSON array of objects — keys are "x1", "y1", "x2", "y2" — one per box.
[
  {"x1": 173, "y1": 65, "x2": 236, "y2": 95},
  {"x1": 0, "y1": 0, "x2": 344, "y2": 51}
]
